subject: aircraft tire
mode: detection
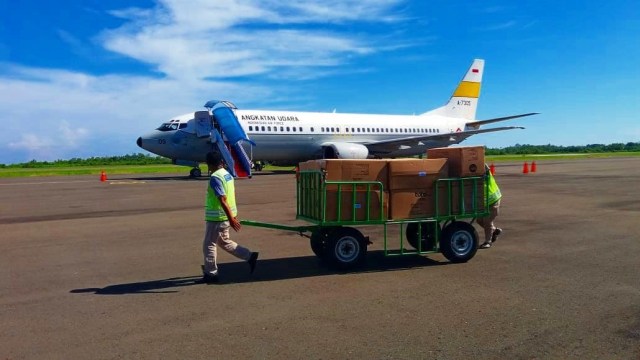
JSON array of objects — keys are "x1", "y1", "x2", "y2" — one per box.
[{"x1": 190, "y1": 168, "x2": 202, "y2": 178}]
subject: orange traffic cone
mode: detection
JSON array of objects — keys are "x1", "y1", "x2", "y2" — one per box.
[
  {"x1": 531, "y1": 161, "x2": 537, "y2": 173},
  {"x1": 489, "y1": 163, "x2": 495, "y2": 175},
  {"x1": 522, "y1": 162, "x2": 529, "y2": 174},
  {"x1": 100, "y1": 170, "x2": 107, "y2": 182}
]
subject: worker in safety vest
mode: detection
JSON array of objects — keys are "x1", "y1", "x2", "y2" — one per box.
[
  {"x1": 477, "y1": 164, "x2": 503, "y2": 249},
  {"x1": 201, "y1": 151, "x2": 258, "y2": 284}
]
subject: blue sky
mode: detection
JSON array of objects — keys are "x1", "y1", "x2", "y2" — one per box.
[{"x1": 1, "y1": 0, "x2": 639, "y2": 164}]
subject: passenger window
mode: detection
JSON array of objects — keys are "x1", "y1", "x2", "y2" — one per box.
[
  {"x1": 261, "y1": 126, "x2": 266, "y2": 131},
  {"x1": 268, "y1": 126, "x2": 271, "y2": 131},
  {"x1": 293, "y1": 127, "x2": 296, "y2": 132}
]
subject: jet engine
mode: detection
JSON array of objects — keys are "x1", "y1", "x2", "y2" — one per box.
[{"x1": 322, "y1": 142, "x2": 369, "y2": 159}]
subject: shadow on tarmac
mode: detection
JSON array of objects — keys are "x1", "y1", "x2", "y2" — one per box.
[
  {"x1": 70, "y1": 276, "x2": 202, "y2": 295},
  {"x1": 69, "y1": 251, "x2": 449, "y2": 295}
]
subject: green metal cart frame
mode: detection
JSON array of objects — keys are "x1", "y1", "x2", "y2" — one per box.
[{"x1": 242, "y1": 170, "x2": 490, "y2": 269}]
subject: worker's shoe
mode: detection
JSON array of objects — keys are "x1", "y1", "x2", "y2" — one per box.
[
  {"x1": 199, "y1": 265, "x2": 220, "y2": 284},
  {"x1": 199, "y1": 273, "x2": 220, "y2": 284},
  {"x1": 248, "y1": 252, "x2": 259, "y2": 274},
  {"x1": 491, "y1": 228, "x2": 503, "y2": 243},
  {"x1": 479, "y1": 242, "x2": 492, "y2": 249}
]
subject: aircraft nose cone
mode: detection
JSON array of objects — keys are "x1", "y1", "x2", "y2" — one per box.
[{"x1": 136, "y1": 137, "x2": 142, "y2": 148}]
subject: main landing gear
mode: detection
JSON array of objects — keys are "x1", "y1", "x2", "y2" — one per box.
[{"x1": 189, "y1": 167, "x2": 202, "y2": 178}]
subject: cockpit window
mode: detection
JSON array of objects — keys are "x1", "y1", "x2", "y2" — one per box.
[{"x1": 157, "y1": 122, "x2": 181, "y2": 131}]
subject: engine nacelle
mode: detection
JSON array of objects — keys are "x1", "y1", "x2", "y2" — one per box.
[{"x1": 322, "y1": 142, "x2": 369, "y2": 159}]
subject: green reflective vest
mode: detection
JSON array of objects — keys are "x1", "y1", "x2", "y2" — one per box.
[
  {"x1": 205, "y1": 168, "x2": 237, "y2": 221},
  {"x1": 487, "y1": 172, "x2": 502, "y2": 206}
]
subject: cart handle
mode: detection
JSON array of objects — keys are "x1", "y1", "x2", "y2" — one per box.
[{"x1": 240, "y1": 220, "x2": 318, "y2": 234}]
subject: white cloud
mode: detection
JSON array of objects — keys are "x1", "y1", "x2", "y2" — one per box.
[
  {"x1": 0, "y1": 63, "x2": 274, "y2": 163},
  {"x1": 477, "y1": 20, "x2": 518, "y2": 32},
  {"x1": 1, "y1": 0, "x2": 410, "y2": 163},
  {"x1": 59, "y1": 121, "x2": 90, "y2": 147},
  {"x1": 101, "y1": 0, "x2": 405, "y2": 80},
  {"x1": 8, "y1": 122, "x2": 88, "y2": 161},
  {"x1": 8, "y1": 134, "x2": 53, "y2": 152}
]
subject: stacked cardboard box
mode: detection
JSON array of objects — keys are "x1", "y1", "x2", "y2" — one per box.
[
  {"x1": 298, "y1": 149, "x2": 486, "y2": 222},
  {"x1": 387, "y1": 159, "x2": 449, "y2": 219},
  {"x1": 298, "y1": 159, "x2": 388, "y2": 186},
  {"x1": 427, "y1": 146, "x2": 485, "y2": 177},
  {"x1": 427, "y1": 146, "x2": 486, "y2": 214},
  {"x1": 298, "y1": 159, "x2": 389, "y2": 221}
]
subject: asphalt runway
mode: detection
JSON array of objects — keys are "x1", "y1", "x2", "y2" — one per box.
[{"x1": 1, "y1": 158, "x2": 639, "y2": 359}]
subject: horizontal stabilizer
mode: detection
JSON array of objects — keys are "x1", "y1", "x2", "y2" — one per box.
[{"x1": 467, "y1": 112, "x2": 539, "y2": 127}]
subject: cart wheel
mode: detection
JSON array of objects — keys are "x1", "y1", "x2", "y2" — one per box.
[
  {"x1": 440, "y1": 221, "x2": 478, "y2": 263},
  {"x1": 406, "y1": 222, "x2": 438, "y2": 251},
  {"x1": 326, "y1": 227, "x2": 367, "y2": 269},
  {"x1": 310, "y1": 229, "x2": 331, "y2": 259}
]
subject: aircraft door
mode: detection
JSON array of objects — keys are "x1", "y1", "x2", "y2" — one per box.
[{"x1": 194, "y1": 111, "x2": 213, "y2": 138}]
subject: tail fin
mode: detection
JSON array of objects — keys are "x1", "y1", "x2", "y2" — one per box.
[{"x1": 422, "y1": 59, "x2": 484, "y2": 120}]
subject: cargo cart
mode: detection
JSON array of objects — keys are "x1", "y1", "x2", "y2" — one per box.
[{"x1": 241, "y1": 170, "x2": 489, "y2": 269}]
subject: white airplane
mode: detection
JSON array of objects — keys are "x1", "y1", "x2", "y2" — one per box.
[{"x1": 137, "y1": 59, "x2": 537, "y2": 177}]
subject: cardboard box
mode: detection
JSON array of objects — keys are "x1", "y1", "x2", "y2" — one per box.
[
  {"x1": 389, "y1": 187, "x2": 446, "y2": 219},
  {"x1": 427, "y1": 146, "x2": 485, "y2": 177},
  {"x1": 324, "y1": 189, "x2": 389, "y2": 222},
  {"x1": 299, "y1": 159, "x2": 389, "y2": 190},
  {"x1": 388, "y1": 159, "x2": 448, "y2": 190},
  {"x1": 389, "y1": 180, "x2": 486, "y2": 220},
  {"x1": 440, "y1": 180, "x2": 486, "y2": 216}
]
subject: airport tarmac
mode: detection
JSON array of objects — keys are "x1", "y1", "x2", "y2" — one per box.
[{"x1": 1, "y1": 157, "x2": 639, "y2": 359}]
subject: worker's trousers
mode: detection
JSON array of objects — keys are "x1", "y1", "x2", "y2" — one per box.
[
  {"x1": 476, "y1": 200, "x2": 500, "y2": 244},
  {"x1": 203, "y1": 221, "x2": 252, "y2": 275}
]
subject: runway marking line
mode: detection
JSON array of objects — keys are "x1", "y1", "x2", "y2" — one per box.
[
  {"x1": 0, "y1": 180, "x2": 96, "y2": 186},
  {"x1": 0, "y1": 180, "x2": 147, "y2": 186},
  {"x1": 109, "y1": 181, "x2": 147, "y2": 185}
]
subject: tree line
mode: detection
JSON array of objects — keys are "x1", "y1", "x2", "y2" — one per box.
[
  {"x1": 0, "y1": 153, "x2": 171, "y2": 168},
  {"x1": 2, "y1": 142, "x2": 639, "y2": 168},
  {"x1": 485, "y1": 142, "x2": 640, "y2": 155}
]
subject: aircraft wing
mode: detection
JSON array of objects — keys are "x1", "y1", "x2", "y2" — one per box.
[{"x1": 363, "y1": 126, "x2": 525, "y2": 155}]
